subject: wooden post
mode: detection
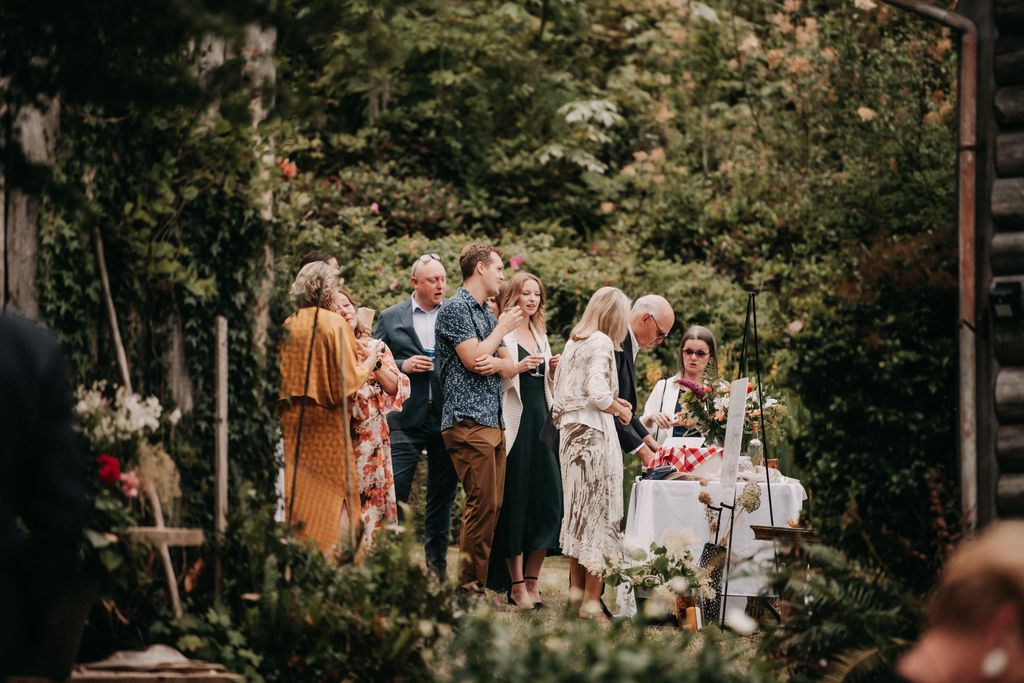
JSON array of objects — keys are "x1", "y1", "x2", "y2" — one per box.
[
  {"x1": 214, "y1": 315, "x2": 228, "y2": 600},
  {"x1": 144, "y1": 481, "x2": 183, "y2": 618},
  {"x1": 94, "y1": 227, "x2": 132, "y2": 393}
]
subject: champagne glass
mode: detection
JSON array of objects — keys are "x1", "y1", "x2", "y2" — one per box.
[{"x1": 530, "y1": 354, "x2": 545, "y2": 377}]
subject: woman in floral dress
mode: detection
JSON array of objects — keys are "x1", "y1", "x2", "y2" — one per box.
[{"x1": 335, "y1": 288, "x2": 410, "y2": 549}]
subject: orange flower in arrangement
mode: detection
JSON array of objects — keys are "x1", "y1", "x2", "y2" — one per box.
[{"x1": 275, "y1": 157, "x2": 298, "y2": 180}]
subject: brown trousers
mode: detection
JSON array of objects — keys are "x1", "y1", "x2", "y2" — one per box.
[{"x1": 442, "y1": 419, "x2": 507, "y2": 588}]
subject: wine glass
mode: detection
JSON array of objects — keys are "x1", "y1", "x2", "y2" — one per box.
[{"x1": 530, "y1": 354, "x2": 545, "y2": 378}]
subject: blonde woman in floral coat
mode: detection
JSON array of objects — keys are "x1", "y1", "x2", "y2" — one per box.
[{"x1": 551, "y1": 287, "x2": 634, "y2": 621}]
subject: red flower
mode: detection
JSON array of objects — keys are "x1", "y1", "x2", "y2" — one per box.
[
  {"x1": 747, "y1": 384, "x2": 754, "y2": 393},
  {"x1": 97, "y1": 454, "x2": 121, "y2": 486}
]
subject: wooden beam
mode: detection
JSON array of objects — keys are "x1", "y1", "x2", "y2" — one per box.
[
  {"x1": 993, "y1": 178, "x2": 1024, "y2": 231},
  {"x1": 996, "y1": 473, "x2": 1024, "y2": 515},
  {"x1": 995, "y1": 367, "x2": 1024, "y2": 422},
  {"x1": 996, "y1": 37, "x2": 1024, "y2": 86},
  {"x1": 214, "y1": 315, "x2": 228, "y2": 600},
  {"x1": 997, "y1": 424, "x2": 1024, "y2": 472},
  {"x1": 997, "y1": 131, "x2": 1024, "y2": 178},
  {"x1": 143, "y1": 481, "x2": 182, "y2": 618},
  {"x1": 70, "y1": 672, "x2": 243, "y2": 682},
  {"x1": 991, "y1": 233, "x2": 1024, "y2": 276},
  {"x1": 994, "y1": 325, "x2": 1024, "y2": 367},
  {"x1": 996, "y1": 0, "x2": 1024, "y2": 31},
  {"x1": 128, "y1": 527, "x2": 204, "y2": 547},
  {"x1": 996, "y1": 86, "x2": 1024, "y2": 127}
]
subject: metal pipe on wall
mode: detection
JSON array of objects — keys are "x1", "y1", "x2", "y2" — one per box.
[{"x1": 882, "y1": 0, "x2": 978, "y2": 529}]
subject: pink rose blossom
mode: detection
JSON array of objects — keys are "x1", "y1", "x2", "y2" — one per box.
[
  {"x1": 120, "y1": 470, "x2": 141, "y2": 498},
  {"x1": 388, "y1": 279, "x2": 399, "y2": 291},
  {"x1": 370, "y1": 202, "x2": 380, "y2": 214},
  {"x1": 509, "y1": 255, "x2": 524, "y2": 270}
]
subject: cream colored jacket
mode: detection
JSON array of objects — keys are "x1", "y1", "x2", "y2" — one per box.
[
  {"x1": 501, "y1": 325, "x2": 555, "y2": 453},
  {"x1": 643, "y1": 374, "x2": 683, "y2": 444}
]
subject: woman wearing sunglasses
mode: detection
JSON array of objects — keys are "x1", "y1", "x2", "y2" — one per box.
[{"x1": 642, "y1": 325, "x2": 717, "y2": 444}]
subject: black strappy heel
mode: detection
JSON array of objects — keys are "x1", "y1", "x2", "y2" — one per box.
[
  {"x1": 524, "y1": 575, "x2": 545, "y2": 609},
  {"x1": 507, "y1": 579, "x2": 530, "y2": 608}
]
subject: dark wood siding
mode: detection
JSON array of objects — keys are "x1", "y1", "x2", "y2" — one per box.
[{"x1": 991, "y1": 0, "x2": 1024, "y2": 517}]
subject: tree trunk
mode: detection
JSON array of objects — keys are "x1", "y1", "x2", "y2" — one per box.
[
  {"x1": 1, "y1": 96, "x2": 59, "y2": 317},
  {"x1": 245, "y1": 24, "x2": 277, "y2": 363}
]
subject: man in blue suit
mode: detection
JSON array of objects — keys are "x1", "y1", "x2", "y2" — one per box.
[{"x1": 374, "y1": 254, "x2": 458, "y2": 579}]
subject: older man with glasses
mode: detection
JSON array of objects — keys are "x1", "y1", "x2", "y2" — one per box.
[
  {"x1": 616, "y1": 294, "x2": 676, "y2": 468},
  {"x1": 374, "y1": 253, "x2": 459, "y2": 580}
]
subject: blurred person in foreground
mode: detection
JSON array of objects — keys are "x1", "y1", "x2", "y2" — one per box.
[
  {"x1": 335, "y1": 286, "x2": 410, "y2": 550},
  {"x1": 278, "y1": 262, "x2": 380, "y2": 557},
  {"x1": 895, "y1": 521, "x2": 1024, "y2": 683},
  {"x1": 1, "y1": 314, "x2": 88, "y2": 677}
]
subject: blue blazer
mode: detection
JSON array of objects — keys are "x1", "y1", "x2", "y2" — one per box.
[{"x1": 373, "y1": 298, "x2": 443, "y2": 433}]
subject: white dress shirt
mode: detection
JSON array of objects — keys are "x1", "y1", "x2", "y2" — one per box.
[{"x1": 411, "y1": 294, "x2": 439, "y2": 350}]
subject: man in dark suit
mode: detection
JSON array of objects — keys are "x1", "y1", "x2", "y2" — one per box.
[
  {"x1": 374, "y1": 254, "x2": 459, "y2": 579},
  {"x1": 616, "y1": 295, "x2": 676, "y2": 467},
  {"x1": 1, "y1": 313, "x2": 88, "y2": 676}
]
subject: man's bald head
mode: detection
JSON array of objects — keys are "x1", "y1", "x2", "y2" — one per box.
[
  {"x1": 410, "y1": 256, "x2": 447, "y2": 311},
  {"x1": 630, "y1": 294, "x2": 675, "y2": 348}
]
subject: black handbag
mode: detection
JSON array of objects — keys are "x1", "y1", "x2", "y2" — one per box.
[{"x1": 538, "y1": 410, "x2": 560, "y2": 452}]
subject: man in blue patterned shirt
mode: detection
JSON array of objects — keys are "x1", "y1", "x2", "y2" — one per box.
[{"x1": 435, "y1": 243, "x2": 523, "y2": 593}]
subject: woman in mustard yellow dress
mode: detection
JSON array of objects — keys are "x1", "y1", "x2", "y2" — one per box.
[{"x1": 278, "y1": 262, "x2": 381, "y2": 557}]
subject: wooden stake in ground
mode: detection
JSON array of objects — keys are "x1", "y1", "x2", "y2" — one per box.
[
  {"x1": 93, "y1": 226, "x2": 132, "y2": 393},
  {"x1": 214, "y1": 315, "x2": 228, "y2": 600}
]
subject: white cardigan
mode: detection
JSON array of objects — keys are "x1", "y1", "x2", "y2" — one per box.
[
  {"x1": 643, "y1": 374, "x2": 683, "y2": 445},
  {"x1": 501, "y1": 325, "x2": 555, "y2": 453}
]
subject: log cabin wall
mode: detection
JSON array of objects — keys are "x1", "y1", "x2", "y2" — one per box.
[{"x1": 988, "y1": 0, "x2": 1024, "y2": 518}]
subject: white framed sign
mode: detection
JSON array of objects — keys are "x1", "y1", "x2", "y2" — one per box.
[{"x1": 717, "y1": 377, "x2": 749, "y2": 505}]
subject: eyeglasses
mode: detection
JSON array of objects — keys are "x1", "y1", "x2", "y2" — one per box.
[
  {"x1": 412, "y1": 253, "x2": 442, "y2": 276},
  {"x1": 650, "y1": 313, "x2": 669, "y2": 342},
  {"x1": 682, "y1": 349, "x2": 708, "y2": 358}
]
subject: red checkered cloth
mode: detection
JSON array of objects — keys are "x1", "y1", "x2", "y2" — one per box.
[{"x1": 650, "y1": 446, "x2": 722, "y2": 473}]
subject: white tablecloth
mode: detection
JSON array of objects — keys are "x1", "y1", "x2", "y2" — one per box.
[{"x1": 617, "y1": 477, "x2": 806, "y2": 615}]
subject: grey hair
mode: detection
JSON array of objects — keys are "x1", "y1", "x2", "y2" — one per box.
[
  {"x1": 631, "y1": 295, "x2": 661, "y2": 315},
  {"x1": 290, "y1": 261, "x2": 340, "y2": 309}
]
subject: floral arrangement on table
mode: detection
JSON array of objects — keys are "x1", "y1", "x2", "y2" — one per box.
[
  {"x1": 74, "y1": 381, "x2": 182, "y2": 573},
  {"x1": 673, "y1": 373, "x2": 789, "y2": 448},
  {"x1": 606, "y1": 528, "x2": 710, "y2": 620}
]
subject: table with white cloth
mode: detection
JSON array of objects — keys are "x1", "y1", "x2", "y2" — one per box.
[{"x1": 616, "y1": 477, "x2": 807, "y2": 617}]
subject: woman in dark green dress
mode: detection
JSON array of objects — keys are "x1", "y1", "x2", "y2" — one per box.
[{"x1": 487, "y1": 272, "x2": 563, "y2": 608}]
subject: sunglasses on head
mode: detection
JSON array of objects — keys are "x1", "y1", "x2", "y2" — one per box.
[{"x1": 412, "y1": 253, "x2": 442, "y2": 275}]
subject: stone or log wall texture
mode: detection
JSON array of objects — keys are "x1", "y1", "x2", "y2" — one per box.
[{"x1": 991, "y1": 0, "x2": 1024, "y2": 516}]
